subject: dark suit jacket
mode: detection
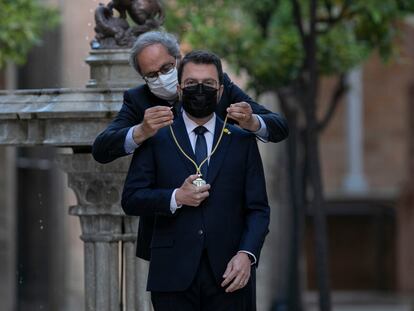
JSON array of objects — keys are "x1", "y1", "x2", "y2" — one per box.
[
  {"x1": 92, "y1": 73, "x2": 288, "y2": 164},
  {"x1": 121, "y1": 115, "x2": 270, "y2": 292},
  {"x1": 93, "y1": 74, "x2": 285, "y2": 261}
]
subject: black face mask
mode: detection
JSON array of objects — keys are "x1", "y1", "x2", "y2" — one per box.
[{"x1": 181, "y1": 84, "x2": 218, "y2": 118}]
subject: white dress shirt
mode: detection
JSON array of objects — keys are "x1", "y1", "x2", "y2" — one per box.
[{"x1": 170, "y1": 111, "x2": 257, "y2": 264}]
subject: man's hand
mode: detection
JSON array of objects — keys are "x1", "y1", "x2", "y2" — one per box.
[
  {"x1": 175, "y1": 175, "x2": 210, "y2": 207},
  {"x1": 133, "y1": 106, "x2": 174, "y2": 144},
  {"x1": 221, "y1": 252, "x2": 251, "y2": 293},
  {"x1": 226, "y1": 102, "x2": 260, "y2": 132}
]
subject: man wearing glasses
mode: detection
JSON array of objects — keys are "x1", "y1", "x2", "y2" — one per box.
[{"x1": 92, "y1": 31, "x2": 288, "y2": 165}]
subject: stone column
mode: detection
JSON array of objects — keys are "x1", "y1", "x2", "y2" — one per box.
[
  {"x1": 343, "y1": 67, "x2": 369, "y2": 193},
  {"x1": 0, "y1": 147, "x2": 16, "y2": 311},
  {"x1": 397, "y1": 85, "x2": 414, "y2": 292},
  {"x1": 5, "y1": 62, "x2": 17, "y2": 89},
  {"x1": 256, "y1": 93, "x2": 288, "y2": 311},
  {"x1": 123, "y1": 216, "x2": 152, "y2": 311},
  {"x1": 0, "y1": 63, "x2": 17, "y2": 310},
  {"x1": 57, "y1": 153, "x2": 151, "y2": 311}
]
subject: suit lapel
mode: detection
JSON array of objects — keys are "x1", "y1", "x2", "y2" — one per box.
[
  {"x1": 170, "y1": 114, "x2": 197, "y2": 176},
  {"x1": 206, "y1": 117, "x2": 232, "y2": 185}
]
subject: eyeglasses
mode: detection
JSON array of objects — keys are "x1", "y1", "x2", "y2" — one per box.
[
  {"x1": 182, "y1": 79, "x2": 218, "y2": 89},
  {"x1": 142, "y1": 62, "x2": 176, "y2": 82}
]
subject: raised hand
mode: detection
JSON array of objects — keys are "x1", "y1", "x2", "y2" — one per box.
[
  {"x1": 133, "y1": 106, "x2": 174, "y2": 144},
  {"x1": 226, "y1": 102, "x2": 260, "y2": 132}
]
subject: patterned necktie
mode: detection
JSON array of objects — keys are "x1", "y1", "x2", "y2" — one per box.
[{"x1": 194, "y1": 126, "x2": 208, "y2": 179}]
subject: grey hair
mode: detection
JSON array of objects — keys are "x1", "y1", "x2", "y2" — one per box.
[{"x1": 129, "y1": 31, "x2": 181, "y2": 74}]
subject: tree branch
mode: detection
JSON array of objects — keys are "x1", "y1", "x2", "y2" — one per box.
[
  {"x1": 255, "y1": 10, "x2": 273, "y2": 38},
  {"x1": 316, "y1": 0, "x2": 352, "y2": 26},
  {"x1": 323, "y1": 0, "x2": 333, "y2": 21},
  {"x1": 317, "y1": 74, "x2": 347, "y2": 132},
  {"x1": 291, "y1": 0, "x2": 307, "y2": 51}
]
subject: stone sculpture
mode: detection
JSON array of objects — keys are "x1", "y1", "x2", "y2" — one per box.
[{"x1": 91, "y1": 0, "x2": 165, "y2": 49}]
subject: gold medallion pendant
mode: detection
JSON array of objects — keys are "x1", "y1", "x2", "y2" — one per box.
[{"x1": 192, "y1": 176, "x2": 207, "y2": 187}]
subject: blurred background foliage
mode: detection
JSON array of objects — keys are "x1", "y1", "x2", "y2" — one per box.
[
  {"x1": 165, "y1": 0, "x2": 414, "y2": 94},
  {"x1": 0, "y1": 0, "x2": 59, "y2": 69},
  {"x1": 165, "y1": 3, "x2": 414, "y2": 310}
]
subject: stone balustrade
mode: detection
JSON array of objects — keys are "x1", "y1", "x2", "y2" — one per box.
[{"x1": 0, "y1": 88, "x2": 123, "y2": 146}]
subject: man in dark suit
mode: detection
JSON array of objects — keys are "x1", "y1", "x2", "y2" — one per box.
[
  {"x1": 122, "y1": 50, "x2": 270, "y2": 310},
  {"x1": 92, "y1": 31, "x2": 288, "y2": 165}
]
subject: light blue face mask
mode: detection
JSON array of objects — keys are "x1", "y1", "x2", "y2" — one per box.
[{"x1": 147, "y1": 67, "x2": 178, "y2": 101}]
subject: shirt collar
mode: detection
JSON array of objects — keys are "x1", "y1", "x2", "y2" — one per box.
[{"x1": 182, "y1": 111, "x2": 216, "y2": 136}]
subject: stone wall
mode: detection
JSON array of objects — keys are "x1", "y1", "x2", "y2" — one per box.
[{"x1": 319, "y1": 23, "x2": 414, "y2": 195}]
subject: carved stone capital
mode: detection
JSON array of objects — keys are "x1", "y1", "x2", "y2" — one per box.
[{"x1": 57, "y1": 153, "x2": 129, "y2": 213}]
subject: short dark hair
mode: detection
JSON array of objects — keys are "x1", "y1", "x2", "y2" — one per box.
[{"x1": 178, "y1": 50, "x2": 224, "y2": 85}]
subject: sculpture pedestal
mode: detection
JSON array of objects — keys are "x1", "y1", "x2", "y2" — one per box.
[{"x1": 85, "y1": 49, "x2": 141, "y2": 89}]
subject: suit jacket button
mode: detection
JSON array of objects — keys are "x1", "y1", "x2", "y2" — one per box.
[{"x1": 198, "y1": 229, "x2": 204, "y2": 235}]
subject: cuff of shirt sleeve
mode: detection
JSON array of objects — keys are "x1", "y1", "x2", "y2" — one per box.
[
  {"x1": 170, "y1": 189, "x2": 182, "y2": 214},
  {"x1": 124, "y1": 126, "x2": 140, "y2": 154},
  {"x1": 238, "y1": 250, "x2": 257, "y2": 265},
  {"x1": 253, "y1": 115, "x2": 269, "y2": 142}
]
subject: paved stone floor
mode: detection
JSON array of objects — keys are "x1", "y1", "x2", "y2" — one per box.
[
  {"x1": 308, "y1": 305, "x2": 411, "y2": 311},
  {"x1": 305, "y1": 291, "x2": 414, "y2": 311}
]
